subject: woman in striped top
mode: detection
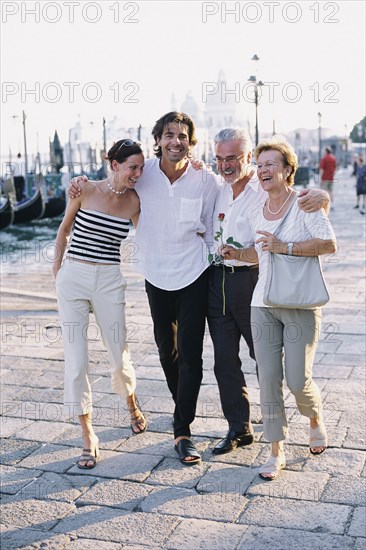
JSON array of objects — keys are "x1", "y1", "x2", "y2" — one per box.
[{"x1": 53, "y1": 139, "x2": 145, "y2": 469}]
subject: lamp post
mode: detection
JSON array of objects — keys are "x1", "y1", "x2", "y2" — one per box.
[
  {"x1": 318, "y1": 112, "x2": 322, "y2": 171},
  {"x1": 248, "y1": 54, "x2": 263, "y2": 147}
]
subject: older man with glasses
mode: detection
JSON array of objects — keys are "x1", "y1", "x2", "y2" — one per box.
[{"x1": 208, "y1": 128, "x2": 329, "y2": 455}]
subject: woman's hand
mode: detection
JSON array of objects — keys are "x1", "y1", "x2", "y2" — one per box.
[
  {"x1": 256, "y1": 231, "x2": 287, "y2": 254},
  {"x1": 68, "y1": 175, "x2": 88, "y2": 199}
]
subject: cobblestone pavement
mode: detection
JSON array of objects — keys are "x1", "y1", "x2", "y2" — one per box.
[{"x1": 1, "y1": 168, "x2": 365, "y2": 549}]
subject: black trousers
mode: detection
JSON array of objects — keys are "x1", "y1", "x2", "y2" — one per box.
[
  {"x1": 207, "y1": 265, "x2": 259, "y2": 433},
  {"x1": 145, "y1": 269, "x2": 209, "y2": 438}
]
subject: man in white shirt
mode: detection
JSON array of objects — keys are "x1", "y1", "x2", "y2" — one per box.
[
  {"x1": 134, "y1": 112, "x2": 218, "y2": 465},
  {"x1": 209, "y1": 128, "x2": 329, "y2": 455},
  {"x1": 68, "y1": 112, "x2": 218, "y2": 466}
]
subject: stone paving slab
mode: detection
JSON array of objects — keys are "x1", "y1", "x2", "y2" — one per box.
[
  {"x1": 18, "y1": 443, "x2": 80, "y2": 473},
  {"x1": 76, "y1": 479, "x2": 154, "y2": 510},
  {"x1": 0, "y1": 439, "x2": 42, "y2": 466},
  {"x1": 67, "y1": 450, "x2": 164, "y2": 482},
  {"x1": 139, "y1": 486, "x2": 249, "y2": 522},
  {"x1": 53, "y1": 424, "x2": 132, "y2": 451},
  {"x1": 246, "y1": 470, "x2": 330, "y2": 501},
  {"x1": 0, "y1": 417, "x2": 34, "y2": 438},
  {"x1": 22, "y1": 471, "x2": 98, "y2": 503},
  {"x1": 302, "y1": 448, "x2": 365, "y2": 476},
  {"x1": 52, "y1": 507, "x2": 179, "y2": 546},
  {"x1": 0, "y1": 528, "x2": 72, "y2": 550},
  {"x1": 65, "y1": 540, "x2": 122, "y2": 550},
  {"x1": 236, "y1": 526, "x2": 357, "y2": 549},
  {"x1": 321, "y1": 475, "x2": 366, "y2": 506},
  {"x1": 0, "y1": 465, "x2": 42, "y2": 495},
  {"x1": 145, "y1": 456, "x2": 210, "y2": 489},
  {"x1": 1, "y1": 496, "x2": 75, "y2": 530},
  {"x1": 11, "y1": 420, "x2": 70, "y2": 442},
  {"x1": 347, "y1": 507, "x2": 366, "y2": 538},
  {"x1": 344, "y1": 426, "x2": 366, "y2": 450},
  {"x1": 196, "y1": 462, "x2": 257, "y2": 494},
  {"x1": 162, "y1": 517, "x2": 248, "y2": 549},
  {"x1": 239, "y1": 496, "x2": 352, "y2": 534},
  {"x1": 201, "y1": 439, "x2": 264, "y2": 466}
]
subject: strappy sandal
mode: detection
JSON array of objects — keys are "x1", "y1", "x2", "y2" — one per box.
[
  {"x1": 128, "y1": 399, "x2": 147, "y2": 435},
  {"x1": 77, "y1": 445, "x2": 100, "y2": 469},
  {"x1": 259, "y1": 452, "x2": 286, "y2": 481},
  {"x1": 310, "y1": 421, "x2": 328, "y2": 455},
  {"x1": 175, "y1": 438, "x2": 201, "y2": 466}
]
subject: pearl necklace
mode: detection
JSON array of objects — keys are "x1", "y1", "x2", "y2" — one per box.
[
  {"x1": 107, "y1": 181, "x2": 128, "y2": 196},
  {"x1": 266, "y1": 190, "x2": 294, "y2": 215}
]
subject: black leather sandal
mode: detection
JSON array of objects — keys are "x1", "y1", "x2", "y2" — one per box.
[{"x1": 175, "y1": 438, "x2": 201, "y2": 466}]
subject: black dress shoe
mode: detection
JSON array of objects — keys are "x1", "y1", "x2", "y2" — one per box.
[{"x1": 212, "y1": 430, "x2": 254, "y2": 455}]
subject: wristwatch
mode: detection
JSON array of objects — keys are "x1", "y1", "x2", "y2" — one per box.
[{"x1": 287, "y1": 242, "x2": 294, "y2": 256}]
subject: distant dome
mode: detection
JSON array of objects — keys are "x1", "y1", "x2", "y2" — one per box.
[{"x1": 182, "y1": 92, "x2": 199, "y2": 118}]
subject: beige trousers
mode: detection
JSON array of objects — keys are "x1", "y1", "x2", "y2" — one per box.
[
  {"x1": 56, "y1": 259, "x2": 136, "y2": 417},
  {"x1": 251, "y1": 306, "x2": 323, "y2": 442}
]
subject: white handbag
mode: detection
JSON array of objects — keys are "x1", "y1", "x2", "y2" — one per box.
[{"x1": 263, "y1": 197, "x2": 330, "y2": 309}]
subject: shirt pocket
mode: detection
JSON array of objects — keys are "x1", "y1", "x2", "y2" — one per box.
[{"x1": 180, "y1": 197, "x2": 202, "y2": 223}]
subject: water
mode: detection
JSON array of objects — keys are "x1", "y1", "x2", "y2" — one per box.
[{"x1": 0, "y1": 216, "x2": 61, "y2": 264}]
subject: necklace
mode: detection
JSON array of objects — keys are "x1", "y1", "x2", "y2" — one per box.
[
  {"x1": 107, "y1": 181, "x2": 128, "y2": 196},
  {"x1": 267, "y1": 190, "x2": 294, "y2": 215}
]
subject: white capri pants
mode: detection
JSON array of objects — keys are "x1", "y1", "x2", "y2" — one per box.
[
  {"x1": 56, "y1": 259, "x2": 136, "y2": 417},
  {"x1": 251, "y1": 306, "x2": 323, "y2": 442}
]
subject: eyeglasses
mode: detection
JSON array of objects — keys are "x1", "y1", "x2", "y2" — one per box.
[
  {"x1": 256, "y1": 162, "x2": 281, "y2": 170},
  {"x1": 115, "y1": 139, "x2": 141, "y2": 155},
  {"x1": 213, "y1": 153, "x2": 245, "y2": 164}
]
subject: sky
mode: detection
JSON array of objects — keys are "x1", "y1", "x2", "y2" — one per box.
[{"x1": 1, "y1": 0, "x2": 365, "y2": 160}]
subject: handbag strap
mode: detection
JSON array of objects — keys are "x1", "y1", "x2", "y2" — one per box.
[{"x1": 271, "y1": 191, "x2": 298, "y2": 237}]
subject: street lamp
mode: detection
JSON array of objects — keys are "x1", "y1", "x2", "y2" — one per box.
[
  {"x1": 317, "y1": 112, "x2": 322, "y2": 170},
  {"x1": 248, "y1": 54, "x2": 264, "y2": 147}
]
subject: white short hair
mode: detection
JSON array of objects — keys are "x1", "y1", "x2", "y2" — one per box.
[{"x1": 214, "y1": 128, "x2": 253, "y2": 154}]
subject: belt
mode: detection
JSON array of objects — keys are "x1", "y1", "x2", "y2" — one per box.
[{"x1": 211, "y1": 263, "x2": 259, "y2": 273}]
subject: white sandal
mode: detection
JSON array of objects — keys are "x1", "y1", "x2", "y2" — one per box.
[
  {"x1": 259, "y1": 452, "x2": 286, "y2": 481},
  {"x1": 310, "y1": 422, "x2": 327, "y2": 455}
]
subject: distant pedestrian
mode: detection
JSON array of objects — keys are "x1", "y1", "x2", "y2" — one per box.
[
  {"x1": 320, "y1": 147, "x2": 337, "y2": 206},
  {"x1": 354, "y1": 156, "x2": 366, "y2": 214}
]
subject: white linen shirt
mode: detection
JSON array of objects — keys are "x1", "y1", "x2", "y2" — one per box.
[
  {"x1": 249, "y1": 200, "x2": 336, "y2": 308},
  {"x1": 212, "y1": 174, "x2": 267, "y2": 266},
  {"x1": 134, "y1": 158, "x2": 218, "y2": 290}
]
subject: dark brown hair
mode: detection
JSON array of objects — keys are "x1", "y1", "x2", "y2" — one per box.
[
  {"x1": 151, "y1": 112, "x2": 198, "y2": 158},
  {"x1": 106, "y1": 139, "x2": 143, "y2": 167}
]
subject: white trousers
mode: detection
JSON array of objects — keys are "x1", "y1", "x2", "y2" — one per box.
[{"x1": 56, "y1": 259, "x2": 136, "y2": 417}]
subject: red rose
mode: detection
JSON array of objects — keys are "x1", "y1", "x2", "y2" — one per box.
[{"x1": 218, "y1": 213, "x2": 225, "y2": 221}]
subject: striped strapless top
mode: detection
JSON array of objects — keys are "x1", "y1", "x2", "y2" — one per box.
[{"x1": 67, "y1": 209, "x2": 130, "y2": 264}]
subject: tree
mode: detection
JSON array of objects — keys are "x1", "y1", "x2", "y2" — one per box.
[{"x1": 350, "y1": 117, "x2": 366, "y2": 143}]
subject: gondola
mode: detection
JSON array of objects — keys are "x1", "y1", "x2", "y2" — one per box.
[
  {"x1": 0, "y1": 195, "x2": 14, "y2": 229},
  {"x1": 37, "y1": 173, "x2": 66, "y2": 219},
  {"x1": 13, "y1": 188, "x2": 45, "y2": 224},
  {"x1": 40, "y1": 189, "x2": 66, "y2": 219}
]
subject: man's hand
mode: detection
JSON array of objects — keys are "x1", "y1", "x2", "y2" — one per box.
[
  {"x1": 297, "y1": 188, "x2": 330, "y2": 213},
  {"x1": 68, "y1": 175, "x2": 88, "y2": 199},
  {"x1": 190, "y1": 157, "x2": 213, "y2": 172}
]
